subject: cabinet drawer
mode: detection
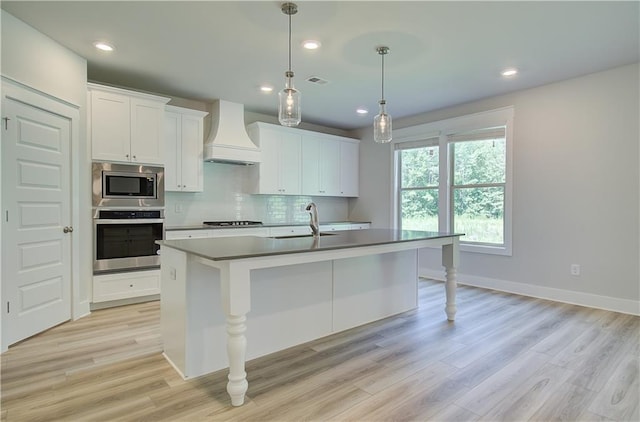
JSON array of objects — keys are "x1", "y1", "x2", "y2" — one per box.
[
  {"x1": 210, "y1": 228, "x2": 270, "y2": 237},
  {"x1": 93, "y1": 270, "x2": 160, "y2": 303},
  {"x1": 165, "y1": 230, "x2": 212, "y2": 240},
  {"x1": 269, "y1": 226, "x2": 311, "y2": 237}
]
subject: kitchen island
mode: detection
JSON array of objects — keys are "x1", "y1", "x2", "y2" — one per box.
[{"x1": 158, "y1": 229, "x2": 461, "y2": 406}]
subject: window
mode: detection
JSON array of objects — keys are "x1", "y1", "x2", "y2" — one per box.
[
  {"x1": 393, "y1": 107, "x2": 513, "y2": 255},
  {"x1": 449, "y1": 129, "x2": 506, "y2": 246},
  {"x1": 396, "y1": 140, "x2": 439, "y2": 232}
]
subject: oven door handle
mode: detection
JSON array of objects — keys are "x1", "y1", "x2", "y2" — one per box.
[{"x1": 94, "y1": 219, "x2": 165, "y2": 224}]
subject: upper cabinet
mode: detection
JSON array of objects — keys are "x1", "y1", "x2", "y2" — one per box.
[
  {"x1": 88, "y1": 83, "x2": 170, "y2": 165},
  {"x1": 339, "y1": 140, "x2": 359, "y2": 197},
  {"x1": 247, "y1": 123, "x2": 302, "y2": 195},
  {"x1": 164, "y1": 105, "x2": 208, "y2": 192},
  {"x1": 302, "y1": 135, "x2": 341, "y2": 196},
  {"x1": 247, "y1": 122, "x2": 359, "y2": 197}
]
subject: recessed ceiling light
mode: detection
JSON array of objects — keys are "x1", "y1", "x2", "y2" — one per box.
[
  {"x1": 302, "y1": 40, "x2": 321, "y2": 50},
  {"x1": 260, "y1": 85, "x2": 274, "y2": 93},
  {"x1": 93, "y1": 41, "x2": 115, "y2": 52},
  {"x1": 501, "y1": 68, "x2": 518, "y2": 77},
  {"x1": 356, "y1": 108, "x2": 369, "y2": 115}
]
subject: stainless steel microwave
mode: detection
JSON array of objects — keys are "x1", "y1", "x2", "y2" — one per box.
[{"x1": 92, "y1": 162, "x2": 164, "y2": 208}]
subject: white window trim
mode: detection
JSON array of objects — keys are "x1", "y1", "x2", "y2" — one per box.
[{"x1": 392, "y1": 106, "x2": 514, "y2": 256}]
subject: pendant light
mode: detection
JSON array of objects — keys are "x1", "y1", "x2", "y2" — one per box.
[
  {"x1": 278, "y1": 2, "x2": 301, "y2": 127},
  {"x1": 374, "y1": 46, "x2": 392, "y2": 143}
]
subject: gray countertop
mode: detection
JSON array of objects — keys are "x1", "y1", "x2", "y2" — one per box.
[
  {"x1": 158, "y1": 229, "x2": 462, "y2": 261},
  {"x1": 164, "y1": 221, "x2": 371, "y2": 231}
]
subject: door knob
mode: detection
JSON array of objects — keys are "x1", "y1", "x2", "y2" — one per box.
[{"x1": 63, "y1": 226, "x2": 73, "y2": 233}]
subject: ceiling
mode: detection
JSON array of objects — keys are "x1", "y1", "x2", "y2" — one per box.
[{"x1": 2, "y1": 1, "x2": 639, "y2": 130}]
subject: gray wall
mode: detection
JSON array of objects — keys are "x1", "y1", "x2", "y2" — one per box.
[{"x1": 352, "y1": 63, "x2": 640, "y2": 312}]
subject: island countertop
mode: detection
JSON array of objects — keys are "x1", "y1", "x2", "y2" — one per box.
[{"x1": 158, "y1": 229, "x2": 463, "y2": 261}]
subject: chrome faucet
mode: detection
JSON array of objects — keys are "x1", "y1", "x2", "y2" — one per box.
[{"x1": 305, "y1": 202, "x2": 319, "y2": 237}]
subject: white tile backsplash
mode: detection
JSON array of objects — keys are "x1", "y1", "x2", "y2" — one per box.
[{"x1": 164, "y1": 162, "x2": 349, "y2": 226}]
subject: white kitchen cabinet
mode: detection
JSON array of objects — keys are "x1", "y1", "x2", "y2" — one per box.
[
  {"x1": 248, "y1": 120, "x2": 359, "y2": 198},
  {"x1": 93, "y1": 269, "x2": 160, "y2": 303},
  {"x1": 319, "y1": 223, "x2": 351, "y2": 232},
  {"x1": 340, "y1": 140, "x2": 359, "y2": 197},
  {"x1": 89, "y1": 83, "x2": 170, "y2": 165},
  {"x1": 302, "y1": 135, "x2": 341, "y2": 196},
  {"x1": 247, "y1": 123, "x2": 301, "y2": 195},
  {"x1": 165, "y1": 106, "x2": 208, "y2": 192},
  {"x1": 302, "y1": 135, "x2": 359, "y2": 197},
  {"x1": 209, "y1": 227, "x2": 269, "y2": 238},
  {"x1": 269, "y1": 226, "x2": 311, "y2": 237},
  {"x1": 165, "y1": 230, "x2": 213, "y2": 240}
]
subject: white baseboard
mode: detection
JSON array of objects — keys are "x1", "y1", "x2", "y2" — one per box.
[{"x1": 420, "y1": 268, "x2": 640, "y2": 316}]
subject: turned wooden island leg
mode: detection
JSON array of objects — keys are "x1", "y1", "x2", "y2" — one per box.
[
  {"x1": 442, "y1": 238, "x2": 460, "y2": 321},
  {"x1": 226, "y1": 314, "x2": 248, "y2": 406},
  {"x1": 220, "y1": 262, "x2": 251, "y2": 406}
]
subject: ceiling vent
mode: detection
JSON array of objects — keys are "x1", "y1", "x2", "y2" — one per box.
[{"x1": 306, "y1": 76, "x2": 329, "y2": 85}]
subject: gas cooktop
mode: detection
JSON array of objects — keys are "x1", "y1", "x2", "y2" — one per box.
[{"x1": 203, "y1": 220, "x2": 263, "y2": 227}]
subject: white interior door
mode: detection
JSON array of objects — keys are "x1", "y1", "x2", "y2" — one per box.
[{"x1": 2, "y1": 92, "x2": 72, "y2": 346}]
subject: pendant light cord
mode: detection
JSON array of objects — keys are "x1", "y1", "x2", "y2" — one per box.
[
  {"x1": 288, "y1": 10, "x2": 292, "y2": 72},
  {"x1": 381, "y1": 52, "x2": 385, "y2": 101}
]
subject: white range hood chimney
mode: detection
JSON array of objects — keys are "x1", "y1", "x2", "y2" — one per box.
[{"x1": 204, "y1": 100, "x2": 261, "y2": 164}]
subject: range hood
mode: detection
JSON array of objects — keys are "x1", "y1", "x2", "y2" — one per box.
[{"x1": 204, "y1": 100, "x2": 261, "y2": 164}]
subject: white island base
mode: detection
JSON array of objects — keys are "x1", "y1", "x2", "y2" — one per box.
[{"x1": 160, "y1": 235, "x2": 459, "y2": 406}]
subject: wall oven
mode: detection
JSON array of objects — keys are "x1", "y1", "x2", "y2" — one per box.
[
  {"x1": 93, "y1": 209, "x2": 164, "y2": 274},
  {"x1": 92, "y1": 162, "x2": 164, "y2": 208}
]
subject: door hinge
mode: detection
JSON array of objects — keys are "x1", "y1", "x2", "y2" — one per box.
[
  {"x1": 6, "y1": 302, "x2": 9, "y2": 313},
  {"x1": 2, "y1": 117, "x2": 10, "y2": 130},
  {"x1": 5, "y1": 210, "x2": 8, "y2": 222}
]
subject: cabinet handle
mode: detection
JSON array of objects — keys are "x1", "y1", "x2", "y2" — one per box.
[
  {"x1": 125, "y1": 154, "x2": 129, "y2": 158},
  {"x1": 63, "y1": 226, "x2": 73, "y2": 233}
]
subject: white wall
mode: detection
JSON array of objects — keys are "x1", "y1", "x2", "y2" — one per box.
[
  {"x1": 1, "y1": 10, "x2": 91, "y2": 318},
  {"x1": 351, "y1": 63, "x2": 640, "y2": 314}
]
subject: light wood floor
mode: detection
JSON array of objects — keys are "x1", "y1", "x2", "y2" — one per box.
[{"x1": 2, "y1": 279, "x2": 638, "y2": 421}]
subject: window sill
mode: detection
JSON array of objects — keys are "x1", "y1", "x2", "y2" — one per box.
[{"x1": 460, "y1": 242, "x2": 512, "y2": 256}]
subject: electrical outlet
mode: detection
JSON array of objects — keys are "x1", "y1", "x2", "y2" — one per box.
[
  {"x1": 571, "y1": 264, "x2": 581, "y2": 276},
  {"x1": 175, "y1": 203, "x2": 184, "y2": 213}
]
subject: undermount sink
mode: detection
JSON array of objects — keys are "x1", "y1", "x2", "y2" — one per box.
[{"x1": 270, "y1": 233, "x2": 337, "y2": 239}]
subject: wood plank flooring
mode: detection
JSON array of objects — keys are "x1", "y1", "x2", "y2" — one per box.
[{"x1": 1, "y1": 279, "x2": 638, "y2": 421}]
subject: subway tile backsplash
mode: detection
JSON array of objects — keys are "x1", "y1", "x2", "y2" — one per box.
[{"x1": 164, "y1": 162, "x2": 349, "y2": 226}]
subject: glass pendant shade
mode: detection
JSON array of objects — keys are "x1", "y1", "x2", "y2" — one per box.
[
  {"x1": 374, "y1": 100, "x2": 392, "y2": 143},
  {"x1": 278, "y1": 71, "x2": 301, "y2": 127}
]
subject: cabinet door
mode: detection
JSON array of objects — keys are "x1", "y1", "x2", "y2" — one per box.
[
  {"x1": 301, "y1": 136, "x2": 322, "y2": 195},
  {"x1": 259, "y1": 129, "x2": 301, "y2": 195},
  {"x1": 180, "y1": 115, "x2": 204, "y2": 192},
  {"x1": 130, "y1": 98, "x2": 164, "y2": 165},
  {"x1": 165, "y1": 230, "x2": 212, "y2": 240},
  {"x1": 164, "y1": 112, "x2": 182, "y2": 191},
  {"x1": 278, "y1": 132, "x2": 302, "y2": 194},
  {"x1": 91, "y1": 90, "x2": 131, "y2": 162},
  {"x1": 320, "y1": 140, "x2": 341, "y2": 196},
  {"x1": 302, "y1": 136, "x2": 340, "y2": 196},
  {"x1": 340, "y1": 141, "x2": 359, "y2": 197}
]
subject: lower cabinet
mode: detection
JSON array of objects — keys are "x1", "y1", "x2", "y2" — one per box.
[
  {"x1": 268, "y1": 226, "x2": 311, "y2": 237},
  {"x1": 164, "y1": 224, "x2": 369, "y2": 241},
  {"x1": 93, "y1": 269, "x2": 160, "y2": 303},
  {"x1": 165, "y1": 230, "x2": 213, "y2": 240}
]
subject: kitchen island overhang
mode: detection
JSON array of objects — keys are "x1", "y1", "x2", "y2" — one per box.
[{"x1": 158, "y1": 229, "x2": 462, "y2": 406}]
